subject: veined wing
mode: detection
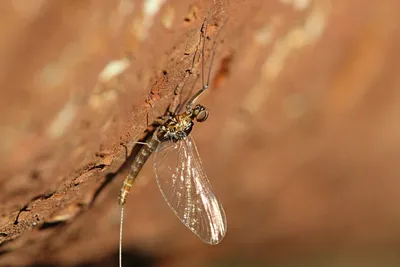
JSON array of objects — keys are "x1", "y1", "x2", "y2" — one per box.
[{"x1": 153, "y1": 135, "x2": 227, "y2": 244}]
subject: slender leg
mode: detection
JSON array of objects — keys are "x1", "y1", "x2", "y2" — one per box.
[{"x1": 186, "y1": 17, "x2": 221, "y2": 112}]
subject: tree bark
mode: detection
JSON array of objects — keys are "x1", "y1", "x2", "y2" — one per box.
[{"x1": 1, "y1": 0, "x2": 400, "y2": 266}]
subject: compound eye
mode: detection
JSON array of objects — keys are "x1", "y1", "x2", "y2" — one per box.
[{"x1": 196, "y1": 109, "x2": 209, "y2": 122}]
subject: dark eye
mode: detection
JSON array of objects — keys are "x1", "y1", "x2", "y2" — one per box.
[{"x1": 196, "y1": 109, "x2": 208, "y2": 122}]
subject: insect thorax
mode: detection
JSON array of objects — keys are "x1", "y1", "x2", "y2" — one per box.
[
  {"x1": 160, "y1": 114, "x2": 194, "y2": 142},
  {"x1": 159, "y1": 104, "x2": 208, "y2": 142}
]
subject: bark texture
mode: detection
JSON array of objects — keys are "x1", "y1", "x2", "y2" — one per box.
[{"x1": 1, "y1": 0, "x2": 400, "y2": 266}]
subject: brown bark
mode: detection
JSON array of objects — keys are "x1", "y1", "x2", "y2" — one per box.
[{"x1": 1, "y1": 0, "x2": 400, "y2": 266}]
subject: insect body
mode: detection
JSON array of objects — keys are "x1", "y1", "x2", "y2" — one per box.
[
  {"x1": 118, "y1": 104, "x2": 226, "y2": 245},
  {"x1": 118, "y1": 104, "x2": 209, "y2": 206}
]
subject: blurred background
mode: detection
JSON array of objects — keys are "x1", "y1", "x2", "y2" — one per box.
[{"x1": 1, "y1": 0, "x2": 400, "y2": 266}]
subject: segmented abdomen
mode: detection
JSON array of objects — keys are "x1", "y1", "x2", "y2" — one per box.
[{"x1": 118, "y1": 136, "x2": 159, "y2": 206}]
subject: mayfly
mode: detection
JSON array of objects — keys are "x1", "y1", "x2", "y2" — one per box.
[{"x1": 118, "y1": 18, "x2": 227, "y2": 267}]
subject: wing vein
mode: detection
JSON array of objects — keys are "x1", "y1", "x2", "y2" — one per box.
[{"x1": 154, "y1": 135, "x2": 226, "y2": 244}]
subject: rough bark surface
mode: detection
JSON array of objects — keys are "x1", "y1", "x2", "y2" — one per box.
[{"x1": 1, "y1": 0, "x2": 400, "y2": 266}]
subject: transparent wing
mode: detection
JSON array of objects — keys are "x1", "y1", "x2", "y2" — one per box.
[{"x1": 153, "y1": 135, "x2": 227, "y2": 244}]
